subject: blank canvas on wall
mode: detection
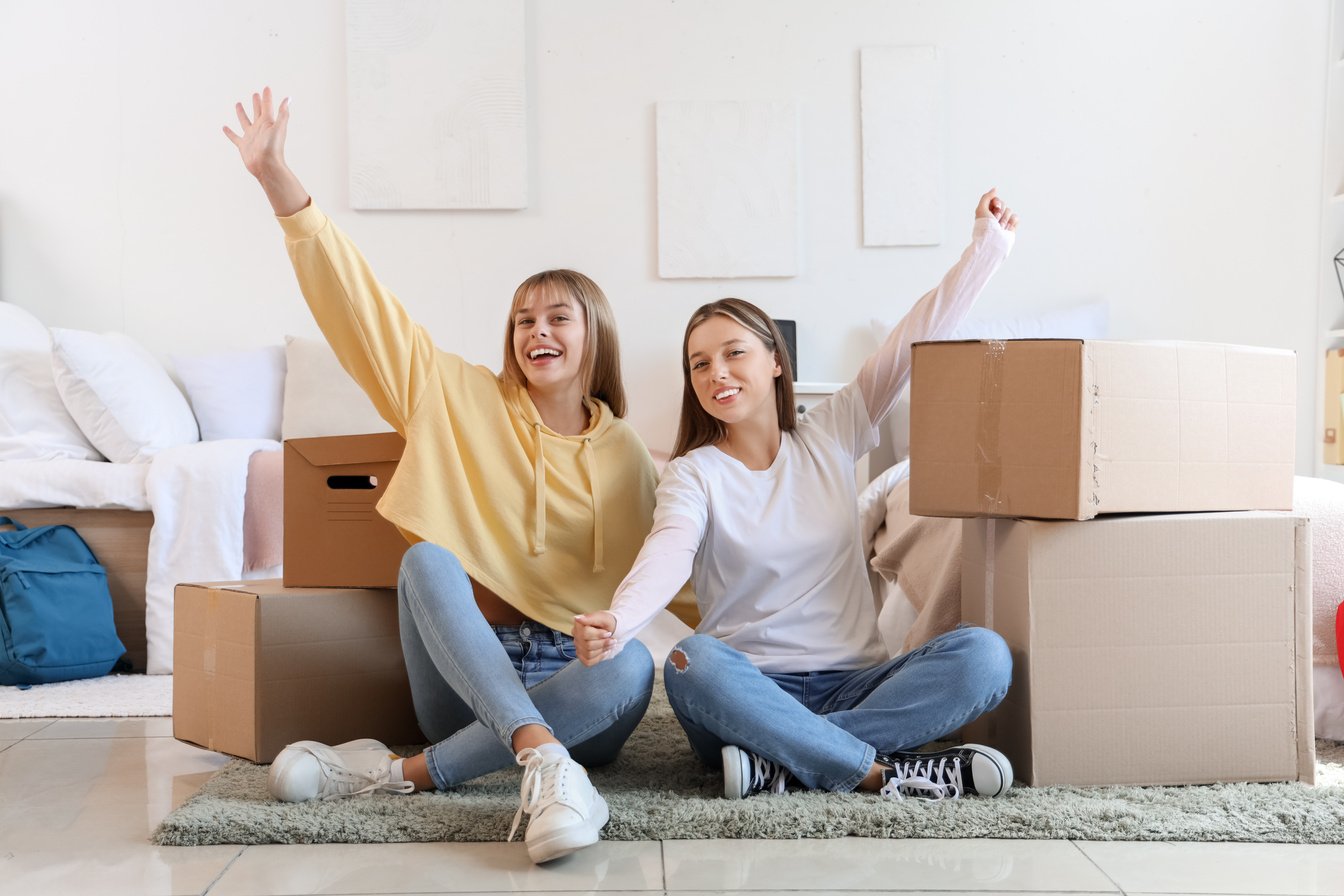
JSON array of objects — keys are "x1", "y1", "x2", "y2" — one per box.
[
  {"x1": 656, "y1": 101, "x2": 799, "y2": 279},
  {"x1": 861, "y1": 46, "x2": 943, "y2": 246},
  {"x1": 346, "y1": 0, "x2": 526, "y2": 210}
]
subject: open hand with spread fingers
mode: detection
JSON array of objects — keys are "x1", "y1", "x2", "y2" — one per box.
[{"x1": 222, "y1": 86, "x2": 309, "y2": 217}]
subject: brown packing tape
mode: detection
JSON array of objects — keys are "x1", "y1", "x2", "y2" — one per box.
[{"x1": 975, "y1": 340, "x2": 1007, "y2": 514}]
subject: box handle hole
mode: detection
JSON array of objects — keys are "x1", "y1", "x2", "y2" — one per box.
[{"x1": 327, "y1": 475, "x2": 378, "y2": 490}]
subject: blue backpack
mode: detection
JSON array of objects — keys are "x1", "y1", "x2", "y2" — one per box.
[{"x1": 0, "y1": 517, "x2": 126, "y2": 685}]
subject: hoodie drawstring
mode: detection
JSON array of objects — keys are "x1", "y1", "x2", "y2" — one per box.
[
  {"x1": 582, "y1": 438, "x2": 604, "y2": 572},
  {"x1": 532, "y1": 422, "x2": 546, "y2": 556},
  {"x1": 528, "y1": 407, "x2": 604, "y2": 572}
]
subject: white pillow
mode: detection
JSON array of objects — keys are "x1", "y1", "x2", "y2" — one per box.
[
  {"x1": 0, "y1": 303, "x2": 103, "y2": 461},
  {"x1": 172, "y1": 346, "x2": 286, "y2": 441},
  {"x1": 49, "y1": 328, "x2": 200, "y2": 463},
  {"x1": 868, "y1": 300, "x2": 1110, "y2": 465},
  {"x1": 281, "y1": 335, "x2": 394, "y2": 440}
]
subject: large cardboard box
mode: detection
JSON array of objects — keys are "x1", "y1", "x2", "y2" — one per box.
[
  {"x1": 909, "y1": 340, "x2": 1295, "y2": 519},
  {"x1": 1325, "y1": 348, "x2": 1344, "y2": 466},
  {"x1": 173, "y1": 580, "x2": 423, "y2": 762},
  {"x1": 283, "y1": 432, "x2": 410, "y2": 588},
  {"x1": 961, "y1": 512, "x2": 1315, "y2": 787}
]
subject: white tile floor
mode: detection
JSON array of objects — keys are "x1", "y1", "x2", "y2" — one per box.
[{"x1": 3, "y1": 715, "x2": 1344, "y2": 896}]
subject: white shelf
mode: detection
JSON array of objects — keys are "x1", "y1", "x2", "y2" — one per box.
[{"x1": 794, "y1": 381, "x2": 846, "y2": 394}]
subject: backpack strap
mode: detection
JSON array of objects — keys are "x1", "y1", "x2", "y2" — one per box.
[{"x1": 0, "y1": 517, "x2": 26, "y2": 531}]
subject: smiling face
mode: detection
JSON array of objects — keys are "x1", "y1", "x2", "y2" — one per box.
[
  {"x1": 686, "y1": 313, "x2": 782, "y2": 429},
  {"x1": 510, "y1": 285, "x2": 589, "y2": 396}
]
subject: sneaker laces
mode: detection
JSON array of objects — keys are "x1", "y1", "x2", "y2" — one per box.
[
  {"x1": 300, "y1": 745, "x2": 414, "y2": 800},
  {"x1": 879, "y1": 755, "x2": 964, "y2": 802},
  {"x1": 509, "y1": 747, "x2": 570, "y2": 841},
  {"x1": 749, "y1": 753, "x2": 791, "y2": 795}
]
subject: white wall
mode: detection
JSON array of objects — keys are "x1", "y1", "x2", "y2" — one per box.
[{"x1": 0, "y1": 0, "x2": 1328, "y2": 468}]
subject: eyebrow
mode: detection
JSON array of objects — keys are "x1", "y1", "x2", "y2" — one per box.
[
  {"x1": 688, "y1": 338, "x2": 748, "y2": 361},
  {"x1": 514, "y1": 301, "x2": 574, "y2": 318}
]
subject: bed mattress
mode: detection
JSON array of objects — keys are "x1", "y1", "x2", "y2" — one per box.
[{"x1": 0, "y1": 459, "x2": 150, "y2": 511}]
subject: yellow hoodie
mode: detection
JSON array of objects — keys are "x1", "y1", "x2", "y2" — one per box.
[{"x1": 278, "y1": 204, "x2": 697, "y2": 633}]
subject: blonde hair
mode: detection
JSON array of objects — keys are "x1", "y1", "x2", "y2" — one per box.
[
  {"x1": 501, "y1": 269, "x2": 627, "y2": 418},
  {"x1": 671, "y1": 298, "x2": 796, "y2": 459}
]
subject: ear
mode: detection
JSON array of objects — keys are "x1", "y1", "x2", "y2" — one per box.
[{"x1": 772, "y1": 351, "x2": 782, "y2": 378}]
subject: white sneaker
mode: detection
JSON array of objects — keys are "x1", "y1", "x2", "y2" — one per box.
[
  {"x1": 508, "y1": 747, "x2": 609, "y2": 863},
  {"x1": 267, "y1": 738, "x2": 414, "y2": 802}
]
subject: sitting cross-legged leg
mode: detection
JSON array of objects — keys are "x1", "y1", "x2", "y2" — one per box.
[
  {"x1": 663, "y1": 627, "x2": 1013, "y2": 801},
  {"x1": 268, "y1": 542, "x2": 652, "y2": 864}
]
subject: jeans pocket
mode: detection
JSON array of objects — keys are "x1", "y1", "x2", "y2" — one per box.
[{"x1": 554, "y1": 633, "x2": 578, "y2": 662}]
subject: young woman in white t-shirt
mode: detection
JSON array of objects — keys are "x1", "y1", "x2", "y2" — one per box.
[{"x1": 573, "y1": 190, "x2": 1020, "y2": 800}]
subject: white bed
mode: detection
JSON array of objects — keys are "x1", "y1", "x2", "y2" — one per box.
[
  {"x1": 0, "y1": 441, "x2": 283, "y2": 674},
  {"x1": 0, "y1": 300, "x2": 390, "y2": 677}
]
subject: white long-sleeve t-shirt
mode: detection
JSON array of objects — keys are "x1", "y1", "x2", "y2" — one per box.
[{"x1": 610, "y1": 216, "x2": 1014, "y2": 672}]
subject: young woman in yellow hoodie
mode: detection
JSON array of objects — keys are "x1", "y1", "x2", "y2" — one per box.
[{"x1": 224, "y1": 87, "x2": 695, "y2": 864}]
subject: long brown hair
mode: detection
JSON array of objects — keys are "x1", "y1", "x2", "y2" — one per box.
[
  {"x1": 671, "y1": 298, "x2": 797, "y2": 458},
  {"x1": 501, "y1": 269, "x2": 627, "y2": 418}
]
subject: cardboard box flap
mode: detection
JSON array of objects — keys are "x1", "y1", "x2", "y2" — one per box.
[{"x1": 286, "y1": 431, "x2": 406, "y2": 468}]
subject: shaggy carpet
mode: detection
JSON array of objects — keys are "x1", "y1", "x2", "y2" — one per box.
[
  {"x1": 0, "y1": 674, "x2": 171, "y2": 718},
  {"x1": 154, "y1": 690, "x2": 1344, "y2": 846}
]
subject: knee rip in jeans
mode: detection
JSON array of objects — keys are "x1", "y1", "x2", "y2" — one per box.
[{"x1": 669, "y1": 647, "x2": 689, "y2": 673}]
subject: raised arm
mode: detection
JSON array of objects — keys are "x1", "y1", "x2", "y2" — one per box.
[
  {"x1": 222, "y1": 86, "x2": 436, "y2": 433},
  {"x1": 222, "y1": 87, "x2": 310, "y2": 217},
  {"x1": 857, "y1": 189, "x2": 1019, "y2": 427}
]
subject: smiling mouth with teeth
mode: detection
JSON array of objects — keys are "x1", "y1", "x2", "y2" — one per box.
[
  {"x1": 714, "y1": 387, "x2": 741, "y2": 400},
  {"x1": 528, "y1": 347, "x2": 561, "y2": 360}
]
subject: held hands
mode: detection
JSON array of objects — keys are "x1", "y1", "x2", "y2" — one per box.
[
  {"x1": 571, "y1": 611, "x2": 619, "y2": 667},
  {"x1": 975, "y1": 188, "x2": 1019, "y2": 232}
]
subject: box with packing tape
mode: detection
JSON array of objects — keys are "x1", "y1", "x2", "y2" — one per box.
[
  {"x1": 172, "y1": 580, "x2": 423, "y2": 762},
  {"x1": 909, "y1": 339, "x2": 1295, "y2": 520},
  {"x1": 283, "y1": 432, "x2": 410, "y2": 588},
  {"x1": 960, "y1": 511, "x2": 1314, "y2": 787}
]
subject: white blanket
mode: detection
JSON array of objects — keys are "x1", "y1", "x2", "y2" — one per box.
[{"x1": 143, "y1": 439, "x2": 281, "y2": 674}]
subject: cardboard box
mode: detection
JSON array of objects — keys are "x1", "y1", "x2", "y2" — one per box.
[
  {"x1": 909, "y1": 340, "x2": 1295, "y2": 519},
  {"x1": 283, "y1": 432, "x2": 410, "y2": 588},
  {"x1": 1325, "y1": 348, "x2": 1344, "y2": 465},
  {"x1": 961, "y1": 511, "x2": 1315, "y2": 787},
  {"x1": 173, "y1": 580, "x2": 423, "y2": 762}
]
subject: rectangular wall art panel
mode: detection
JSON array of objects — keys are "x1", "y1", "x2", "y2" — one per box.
[
  {"x1": 861, "y1": 46, "x2": 943, "y2": 246},
  {"x1": 656, "y1": 100, "x2": 799, "y2": 278},
  {"x1": 346, "y1": 0, "x2": 526, "y2": 209}
]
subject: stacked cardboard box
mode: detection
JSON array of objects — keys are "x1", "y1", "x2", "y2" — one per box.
[
  {"x1": 908, "y1": 339, "x2": 1314, "y2": 786},
  {"x1": 175, "y1": 433, "x2": 421, "y2": 760}
]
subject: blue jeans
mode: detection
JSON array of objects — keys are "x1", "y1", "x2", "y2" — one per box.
[
  {"x1": 397, "y1": 542, "x2": 654, "y2": 790},
  {"x1": 662, "y1": 627, "x2": 1011, "y2": 792}
]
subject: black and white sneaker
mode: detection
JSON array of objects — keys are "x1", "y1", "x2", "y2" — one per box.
[
  {"x1": 721, "y1": 744, "x2": 794, "y2": 799},
  {"x1": 877, "y1": 743, "x2": 1012, "y2": 801}
]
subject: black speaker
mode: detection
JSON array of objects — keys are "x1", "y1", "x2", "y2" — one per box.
[{"x1": 773, "y1": 318, "x2": 798, "y2": 381}]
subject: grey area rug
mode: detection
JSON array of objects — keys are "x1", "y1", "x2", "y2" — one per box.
[{"x1": 154, "y1": 689, "x2": 1344, "y2": 846}]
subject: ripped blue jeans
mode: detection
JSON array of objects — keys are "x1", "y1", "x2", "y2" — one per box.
[{"x1": 662, "y1": 626, "x2": 1011, "y2": 791}]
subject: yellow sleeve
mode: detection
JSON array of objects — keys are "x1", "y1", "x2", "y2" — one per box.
[{"x1": 278, "y1": 203, "x2": 438, "y2": 433}]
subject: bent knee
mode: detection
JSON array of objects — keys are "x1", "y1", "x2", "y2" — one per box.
[
  {"x1": 605, "y1": 638, "x2": 654, "y2": 687},
  {"x1": 397, "y1": 543, "x2": 471, "y2": 607},
  {"x1": 956, "y1": 626, "x2": 1012, "y2": 694},
  {"x1": 663, "y1": 633, "x2": 720, "y2": 676}
]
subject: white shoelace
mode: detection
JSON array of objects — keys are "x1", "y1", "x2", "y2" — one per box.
[
  {"x1": 304, "y1": 746, "x2": 414, "y2": 799},
  {"x1": 509, "y1": 747, "x2": 571, "y2": 841},
  {"x1": 879, "y1": 756, "x2": 965, "y2": 802},
  {"x1": 750, "y1": 754, "x2": 790, "y2": 795}
]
